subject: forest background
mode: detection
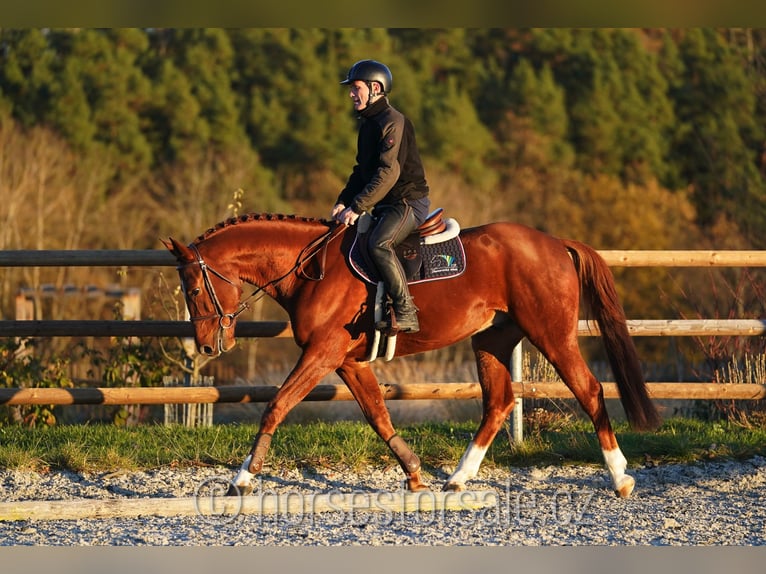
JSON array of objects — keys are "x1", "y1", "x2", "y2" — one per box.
[{"x1": 1, "y1": 27, "x2": 766, "y2": 391}]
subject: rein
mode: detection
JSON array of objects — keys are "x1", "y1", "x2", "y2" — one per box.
[{"x1": 181, "y1": 223, "x2": 345, "y2": 328}]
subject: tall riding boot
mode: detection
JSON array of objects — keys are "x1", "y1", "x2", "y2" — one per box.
[
  {"x1": 392, "y1": 294, "x2": 420, "y2": 333},
  {"x1": 373, "y1": 252, "x2": 420, "y2": 333}
]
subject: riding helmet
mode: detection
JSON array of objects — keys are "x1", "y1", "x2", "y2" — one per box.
[{"x1": 340, "y1": 60, "x2": 393, "y2": 94}]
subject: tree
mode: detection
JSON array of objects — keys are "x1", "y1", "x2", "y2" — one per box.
[
  {"x1": 47, "y1": 29, "x2": 154, "y2": 175},
  {"x1": 0, "y1": 29, "x2": 57, "y2": 128},
  {"x1": 230, "y1": 29, "x2": 358, "y2": 175},
  {"x1": 507, "y1": 58, "x2": 572, "y2": 166},
  {"x1": 162, "y1": 29, "x2": 248, "y2": 152},
  {"x1": 150, "y1": 145, "x2": 284, "y2": 245},
  {"x1": 669, "y1": 28, "x2": 766, "y2": 246},
  {"x1": 607, "y1": 30, "x2": 676, "y2": 185},
  {"x1": 424, "y1": 81, "x2": 497, "y2": 187},
  {"x1": 0, "y1": 119, "x2": 116, "y2": 323},
  {"x1": 141, "y1": 57, "x2": 206, "y2": 164}
]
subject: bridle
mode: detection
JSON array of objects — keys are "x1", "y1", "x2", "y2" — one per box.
[
  {"x1": 182, "y1": 243, "x2": 250, "y2": 329},
  {"x1": 178, "y1": 223, "x2": 345, "y2": 332}
]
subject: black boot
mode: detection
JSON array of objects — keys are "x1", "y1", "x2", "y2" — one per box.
[
  {"x1": 372, "y1": 251, "x2": 420, "y2": 333},
  {"x1": 392, "y1": 296, "x2": 419, "y2": 333},
  {"x1": 376, "y1": 296, "x2": 420, "y2": 333}
]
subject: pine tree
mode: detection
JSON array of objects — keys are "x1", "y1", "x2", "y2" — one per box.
[
  {"x1": 165, "y1": 29, "x2": 247, "y2": 152},
  {"x1": 0, "y1": 29, "x2": 57, "y2": 127},
  {"x1": 142, "y1": 57, "x2": 205, "y2": 164},
  {"x1": 670, "y1": 28, "x2": 766, "y2": 246},
  {"x1": 46, "y1": 29, "x2": 154, "y2": 174},
  {"x1": 507, "y1": 58, "x2": 572, "y2": 166},
  {"x1": 229, "y1": 28, "x2": 358, "y2": 181},
  {"x1": 421, "y1": 76, "x2": 497, "y2": 187}
]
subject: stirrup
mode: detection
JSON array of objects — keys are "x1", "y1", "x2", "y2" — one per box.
[
  {"x1": 367, "y1": 282, "x2": 397, "y2": 362},
  {"x1": 375, "y1": 300, "x2": 419, "y2": 334}
]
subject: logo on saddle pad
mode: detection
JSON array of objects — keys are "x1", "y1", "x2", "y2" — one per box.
[
  {"x1": 430, "y1": 253, "x2": 459, "y2": 275},
  {"x1": 348, "y1": 214, "x2": 466, "y2": 285}
]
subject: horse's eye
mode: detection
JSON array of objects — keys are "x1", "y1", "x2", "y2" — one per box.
[{"x1": 190, "y1": 287, "x2": 201, "y2": 297}]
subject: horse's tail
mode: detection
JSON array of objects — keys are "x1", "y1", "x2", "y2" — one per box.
[{"x1": 563, "y1": 239, "x2": 662, "y2": 431}]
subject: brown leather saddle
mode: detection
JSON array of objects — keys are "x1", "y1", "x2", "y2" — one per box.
[{"x1": 348, "y1": 208, "x2": 465, "y2": 285}]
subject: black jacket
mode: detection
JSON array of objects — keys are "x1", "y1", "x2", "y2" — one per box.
[{"x1": 337, "y1": 97, "x2": 429, "y2": 215}]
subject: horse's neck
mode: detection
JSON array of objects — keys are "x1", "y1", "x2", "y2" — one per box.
[{"x1": 217, "y1": 223, "x2": 325, "y2": 297}]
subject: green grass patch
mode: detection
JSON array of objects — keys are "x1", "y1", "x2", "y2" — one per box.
[{"x1": 1, "y1": 418, "x2": 765, "y2": 474}]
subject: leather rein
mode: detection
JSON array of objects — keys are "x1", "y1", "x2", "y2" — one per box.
[{"x1": 179, "y1": 223, "x2": 345, "y2": 329}]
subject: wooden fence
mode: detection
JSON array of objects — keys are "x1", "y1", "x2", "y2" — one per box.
[{"x1": 2, "y1": 249, "x2": 766, "y2": 408}]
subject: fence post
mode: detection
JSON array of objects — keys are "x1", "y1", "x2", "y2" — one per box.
[
  {"x1": 15, "y1": 293, "x2": 34, "y2": 320},
  {"x1": 163, "y1": 375, "x2": 214, "y2": 427},
  {"x1": 510, "y1": 341, "x2": 523, "y2": 443}
]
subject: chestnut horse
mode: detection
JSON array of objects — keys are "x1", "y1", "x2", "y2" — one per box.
[{"x1": 163, "y1": 212, "x2": 660, "y2": 498}]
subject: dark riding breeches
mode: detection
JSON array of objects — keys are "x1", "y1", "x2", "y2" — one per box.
[{"x1": 368, "y1": 202, "x2": 419, "y2": 305}]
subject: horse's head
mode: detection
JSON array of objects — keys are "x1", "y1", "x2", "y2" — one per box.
[{"x1": 162, "y1": 237, "x2": 245, "y2": 357}]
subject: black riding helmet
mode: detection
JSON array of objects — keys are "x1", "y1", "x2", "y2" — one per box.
[{"x1": 340, "y1": 59, "x2": 393, "y2": 94}]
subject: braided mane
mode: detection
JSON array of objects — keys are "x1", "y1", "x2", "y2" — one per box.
[{"x1": 194, "y1": 212, "x2": 330, "y2": 243}]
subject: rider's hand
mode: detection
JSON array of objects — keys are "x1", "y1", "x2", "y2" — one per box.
[
  {"x1": 338, "y1": 207, "x2": 359, "y2": 226},
  {"x1": 331, "y1": 203, "x2": 346, "y2": 221}
]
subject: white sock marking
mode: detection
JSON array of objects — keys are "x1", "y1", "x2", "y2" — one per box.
[
  {"x1": 602, "y1": 447, "x2": 628, "y2": 487},
  {"x1": 232, "y1": 455, "x2": 255, "y2": 488},
  {"x1": 447, "y1": 441, "x2": 488, "y2": 486}
]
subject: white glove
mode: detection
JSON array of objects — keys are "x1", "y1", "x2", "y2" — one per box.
[
  {"x1": 338, "y1": 207, "x2": 359, "y2": 226},
  {"x1": 331, "y1": 203, "x2": 346, "y2": 220}
]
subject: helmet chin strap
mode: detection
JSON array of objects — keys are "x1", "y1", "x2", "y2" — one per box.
[{"x1": 360, "y1": 81, "x2": 381, "y2": 111}]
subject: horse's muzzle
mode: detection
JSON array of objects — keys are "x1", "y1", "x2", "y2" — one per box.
[
  {"x1": 199, "y1": 326, "x2": 237, "y2": 357},
  {"x1": 199, "y1": 344, "x2": 220, "y2": 357}
]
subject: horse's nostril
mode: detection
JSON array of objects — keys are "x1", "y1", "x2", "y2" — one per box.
[{"x1": 200, "y1": 345, "x2": 214, "y2": 355}]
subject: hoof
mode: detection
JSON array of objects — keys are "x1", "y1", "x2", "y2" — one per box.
[
  {"x1": 406, "y1": 478, "x2": 430, "y2": 492},
  {"x1": 226, "y1": 483, "x2": 252, "y2": 497},
  {"x1": 614, "y1": 475, "x2": 635, "y2": 498},
  {"x1": 442, "y1": 482, "x2": 465, "y2": 492}
]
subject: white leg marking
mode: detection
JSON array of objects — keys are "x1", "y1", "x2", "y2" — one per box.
[
  {"x1": 232, "y1": 455, "x2": 255, "y2": 488},
  {"x1": 602, "y1": 447, "x2": 635, "y2": 497},
  {"x1": 447, "y1": 441, "x2": 488, "y2": 486}
]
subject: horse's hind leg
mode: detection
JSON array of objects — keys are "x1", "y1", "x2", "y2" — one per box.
[
  {"x1": 530, "y1": 333, "x2": 635, "y2": 498},
  {"x1": 336, "y1": 360, "x2": 428, "y2": 491},
  {"x1": 565, "y1": 358, "x2": 634, "y2": 497},
  {"x1": 444, "y1": 323, "x2": 523, "y2": 492}
]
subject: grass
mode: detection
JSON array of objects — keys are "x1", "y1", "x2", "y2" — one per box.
[{"x1": 1, "y1": 417, "x2": 765, "y2": 474}]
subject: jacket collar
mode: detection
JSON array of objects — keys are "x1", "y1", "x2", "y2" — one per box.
[{"x1": 359, "y1": 95, "x2": 389, "y2": 118}]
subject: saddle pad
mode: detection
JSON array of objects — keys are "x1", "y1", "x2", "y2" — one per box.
[{"x1": 349, "y1": 234, "x2": 466, "y2": 285}]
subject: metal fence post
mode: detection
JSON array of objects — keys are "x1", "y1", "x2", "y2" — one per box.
[{"x1": 511, "y1": 341, "x2": 523, "y2": 443}]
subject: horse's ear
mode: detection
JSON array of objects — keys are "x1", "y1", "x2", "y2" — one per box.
[{"x1": 161, "y1": 237, "x2": 194, "y2": 262}]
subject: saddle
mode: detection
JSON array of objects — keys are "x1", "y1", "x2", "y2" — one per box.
[
  {"x1": 349, "y1": 208, "x2": 465, "y2": 286},
  {"x1": 348, "y1": 208, "x2": 466, "y2": 362}
]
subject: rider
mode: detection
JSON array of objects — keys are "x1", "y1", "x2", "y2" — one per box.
[{"x1": 331, "y1": 59, "x2": 431, "y2": 333}]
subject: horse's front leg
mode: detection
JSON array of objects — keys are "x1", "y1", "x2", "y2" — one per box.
[
  {"x1": 336, "y1": 360, "x2": 429, "y2": 492},
  {"x1": 227, "y1": 347, "x2": 338, "y2": 496}
]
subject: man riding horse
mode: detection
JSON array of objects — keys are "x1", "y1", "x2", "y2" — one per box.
[{"x1": 331, "y1": 60, "x2": 430, "y2": 333}]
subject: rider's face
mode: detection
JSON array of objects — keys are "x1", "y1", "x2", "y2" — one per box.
[{"x1": 349, "y1": 80, "x2": 380, "y2": 111}]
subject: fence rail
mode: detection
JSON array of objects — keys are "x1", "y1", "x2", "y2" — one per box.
[
  {"x1": 1, "y1": 318, "x2": 765, "y2": 338},
  {"x1": 3, "y1": 249, "x2": 766, "y2": 268},
  {"x1": 2, "y1": 249, "x2": 766, "y2": 408},
  {"x1": 2, "y1": 382, "x2": 765, "y2": 407}
]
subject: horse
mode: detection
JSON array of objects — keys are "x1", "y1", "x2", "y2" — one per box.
[{"x1": 163, "y1": 212, "x2": 661, "y2": 499}]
